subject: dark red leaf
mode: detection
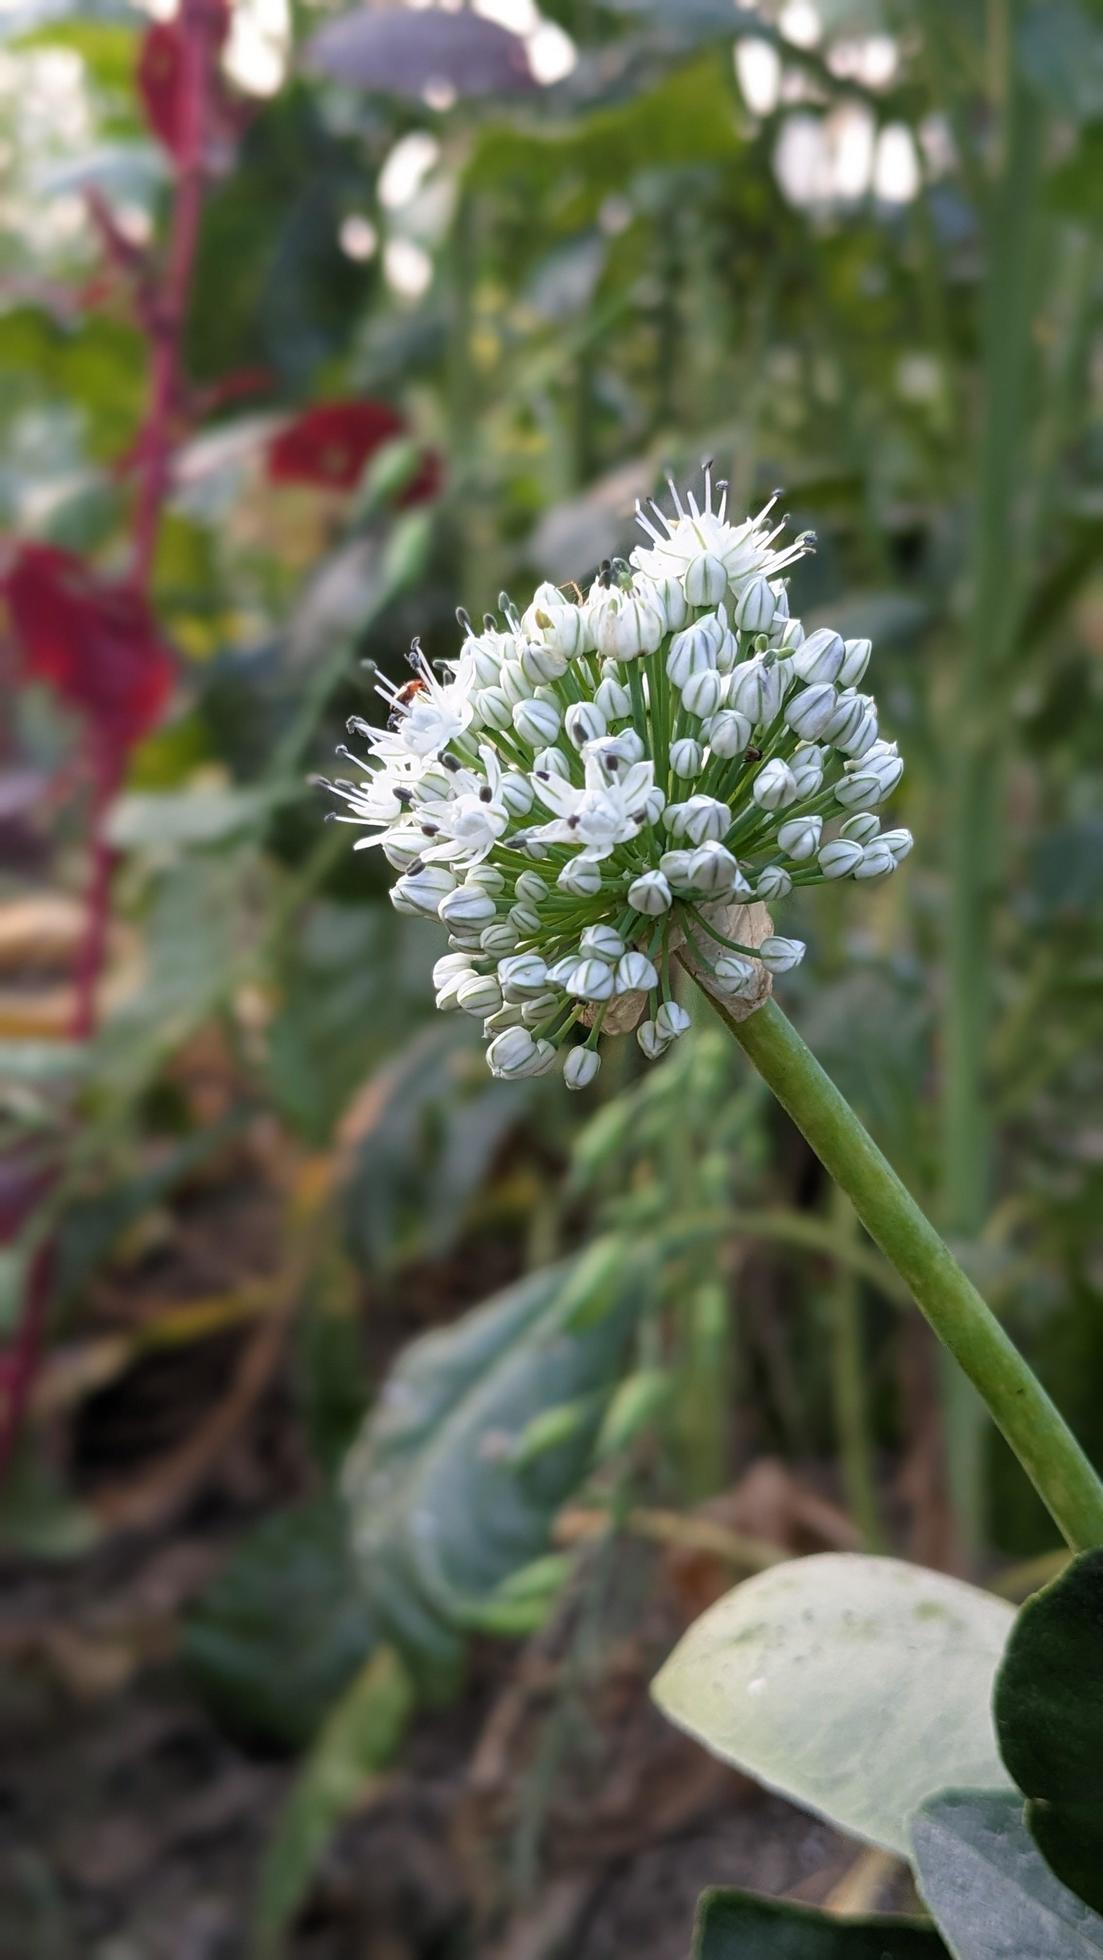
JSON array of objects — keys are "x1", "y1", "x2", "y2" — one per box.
[
  {"x1": 3, "y1": 544, "x2": 174, "y2": 764},
  {"x1": 398, "y1": 449, "x2": 444, "y2": 508},
  {"x1": 266, "y1": 400, "x2": 408, "y2": 491},
  {"x1": 306, "y1": 6, "x2": 536, "y2": 102}
]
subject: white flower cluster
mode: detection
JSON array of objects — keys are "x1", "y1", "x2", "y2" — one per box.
[{"x1": 326, "y1": 470, "x2": 911, "y2": 1087}]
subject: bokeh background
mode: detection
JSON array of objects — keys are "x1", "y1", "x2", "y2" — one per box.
[{"x1": 2, "y1": 0, "x2": 1101, "y2": 1953}]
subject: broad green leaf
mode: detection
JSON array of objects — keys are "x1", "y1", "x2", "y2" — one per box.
[
  {"x1": 253, "y1": 1645, "x2": 414, "y2": 1954},
  {"x1": 692, "y1": 1888, "x2": 948, "y2": 1959},
  {"x1": 994, "y1": 1551, "x2": 1103, "y2": 1913},
  {"x1": 185, "y1": 1497, "x2": 376, "y2": 1749},
  {"x1": 651, "y1": 1556, "x2": 1015, "y2": 1854},
  {"x1": 911, "y1": 1790, "x2": 1103, "y2": 1960},
  {"x1": 340, "y1": 1020, "x2": 528, "y2": 1270},
  {"x1": 342, "y1": 1239, "x2": 647, "y2": 1691}
]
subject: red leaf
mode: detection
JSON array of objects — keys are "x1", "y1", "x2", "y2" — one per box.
[
  {"x1": 3, "y1": 544, "x2": 174, "y2": 765},
  {"x1": 266, "y1": 400, "x2": 408, "y2": 491},
  {"x1": 398, "y1": 448, "x2": 444, "y2": 508},
  {"x1": 136, "y1": 2, "x2": 233, "y2": 164}
]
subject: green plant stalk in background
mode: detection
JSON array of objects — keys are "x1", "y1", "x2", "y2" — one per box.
[
  {"x1": 940, "y1": 0, "x2": 1045, "y2": 1553},
  {"x1": 703, "y1": 992, "x2": 1103, "y2": 1555}
]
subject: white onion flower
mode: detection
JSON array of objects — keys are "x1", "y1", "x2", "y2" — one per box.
[{"x1": 326, "y1": 469, "x2": 910, "y2": 1083}]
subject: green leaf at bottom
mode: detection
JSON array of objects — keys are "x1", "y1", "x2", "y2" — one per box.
[
  {"x1": 910, "y1": 1789, "x2": 1103, "y2": 1960},
  {"x1": 693, "y1": 1888, "x2": 948, "y2": 1959},
  {"x1": 994, "y1": 1549, "x2": 1103, "y2": 1914}
]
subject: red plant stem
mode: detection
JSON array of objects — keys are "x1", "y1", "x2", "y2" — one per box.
[
  {"x1": 130, "y1": 0, "x2": 213, "y2": 596},
  {"x1": 0, "y1": 1243, "x2": 54, "y2": 1484},
  {"x1": 0, "y1": 4, "x2": 215, "y2": 1482},
  {"x1": 70, "y1": 761, "x2": 120, "y2": 1041}
]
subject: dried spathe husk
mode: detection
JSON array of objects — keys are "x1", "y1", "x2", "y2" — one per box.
[
  {"x1": 677, "y1": 898, "x2": 774, "y2": 1022},
  {"x1": 580, "y1": 898, "x2": 774, "y2": 1033}
]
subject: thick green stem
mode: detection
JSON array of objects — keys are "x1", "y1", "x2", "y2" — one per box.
[{"x1": 704, "y1": 993, "x2": 1103, "y2": 1554}]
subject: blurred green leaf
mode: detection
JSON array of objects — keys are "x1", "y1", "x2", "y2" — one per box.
[
  {"x1": 254, "y1": 1644, "x2": 414, "y2": 1955},
  {"x1": 911, "y1": 1790, "x2": 1103, "y2": 1959},
  {"x1": 995, "y1": 1551, "x2": 1103, "y2": 1913},
  {"x1": 342, "y1": 1238, "x2": 648, "y2": 1691},
  {"x1": 691, "y1": 1888, "x2": 948, "y2": 1959},
  {"x1": 1018, "y1": 2, "x2": 1103, "y2": 121},
  {"x1": 185, "y1": 1496, "x2": 377, "y2": 1750},
  {"x1": 106, "y1": 784, "x2": 292, "y2": 851},
  {"x1": 340, "y1": 1019, "x2": 526, "y2": 1270}
]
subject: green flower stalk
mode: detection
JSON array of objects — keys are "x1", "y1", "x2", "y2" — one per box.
[{"x1": 326, "y1": 466, "x2": 1103, "y2": 1553}]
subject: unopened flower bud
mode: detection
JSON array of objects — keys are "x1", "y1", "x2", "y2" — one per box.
[
  {"x1": 396, "y1": 865, "x2": 458, "y2": 916},
  {"x1": 563, "y1": 1046, "x2": 601, "y2": 1090},
  {"x1": 668, "y1": 613, "x2": 725, "y2": 687},
  {"x1": 713, "y1": 953, "x2": 758, "y2": 997},
  {"x1": 670, "y1": 738, "x2": 704, "y2": 778},
  {"x1": 755, "y1": 864, "x2": 793, "y2": 899},
  {"x1": 706, "y1": 708, "x2": 753, "y2": 757},
  {"x1": 521, "y1": 640, "x2": 569, "y2": 686},
  {"x1": 581, "y1": 923, "x2": 626, "y2": 962},
  {"x1": 839, "y1": 811, "x2": 880, "y2": 844},
  {"x1": 835, "y1": 746, "x2": 903, "y2": 807},
  {"x1": 682, "y1": 668, "x2": 724, "y2": 719},
  {"x1": 752, "y1": 759, "x2": 798, "y2": 810},
  {"x1": 817, "y1": 837, "x2": 863, "y2": 879},
  {"x1": 514, "y1": 870, "x2": 547, "y2": 903},
  {"x1": 615, "y1": 950, "x2": 658, "y2": 993},
  {"x1": 533, "y1": 746, "x2": 571, "y2": 781},
  {"x1": 786, "y1": 682, "x2": 838, "y2": 741},
  {"x1": 686, "y1": 841, "x2": 739, "y2": 892},
  {"x1": 438, "y1": 883, "x2": 496, "y2": 926},
  {"x1": 627, "y1": 869, "x2": 672, "y2": 914},
  {"x1": 514, "y1": 697, "x2": 561, "y2": 746},
  {"x1": 499, "y1": 952, "x2": 550, "y2": 998},
  {"x1": 735, "y1": 575, "x2": 775, "y2": 634},
  {"x1": 481, "y1": 921, "x2": 520, "y2": 955},
  {"x1": 487, "y1": 1026, "x2": 537, "y2": 1077},
  {"x1": 792, "y1": 626, "x2": 845, "y2": 685},
  {"x1": 558, "y1": 857, "x2": 603, "y2": 897},
  {"x1": 679, "y1": 795, "x2": 730, "y2": 844},
  {"x1": 656, "y1": 1000, "x2": 691, "y2": 1040},
  {"x1": 759, "y1": 935, "x2": 806, "y2": 973},
  {"x1": 728, "y1": 657, "x2": 784, "y2": 727},
  {"x1": 659, "y1": 849, "x2": 695, "y2": 889},
  {"x1": 456, "y1": 971, "x2": 503, "y2": 1016},
  {"x1": 566, "y1": 958, "x2": 616, "y2": 1002},
  {"x1": 685, "y1": 551, "x2": 727, "y2": 606},
  {"x1": 595, "y1": 674, "x2": 632, "y2": 720},
  {"x1": 879, "y1": 827, "x2": 913, "y2": 863},
  {"x1": 565, "y1": 700, "x2": 607, "y2": 749},
  {"x1": 476, "y1": 686, "x2": 513, "y2": 729},
  {"x1": 854, "y1": 840, "x2": 897, "y2": 881},
  {"x1": 839, "y1": 637, "x2": 872, "y2": 686},
  {"x1": 637, "y1": 1019, "x2": 670, "y2": 1060},
  {"x1": 777, "y1": 814, "x2": 823, "y2": 861},
  {"x1": 508, "y1": 902, "x2": 542, "y2": 935},
  {"x1": 500, "y1": 771, "x2": 534, "y2": 817}
]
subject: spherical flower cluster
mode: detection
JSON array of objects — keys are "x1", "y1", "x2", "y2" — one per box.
[{"x1": 325, "y1": 469, "x2": 912, "y2": 1087}]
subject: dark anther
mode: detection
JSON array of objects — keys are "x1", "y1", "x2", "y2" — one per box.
[
  {"x1": 456, "y1": 607, "x2": 472, "y2": 632},
  {"x1": 395, "y1": 787, "x2": 413, "y2": 807},
  {"x1": 484, "y1": 612, "x2": 497, "y2": 631},
  {"x1": 567, "y1": 815, "x2": 580, "y2": 828},
  {"x1": 407, "y1": 857, "x2": 425, "y2": 876},
  {"x1": 478, "y1": 786, "x2": 493, "y2": 804},
  {"x1": 441, "y1": 751, "x2": 461, "y2": 771}
]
